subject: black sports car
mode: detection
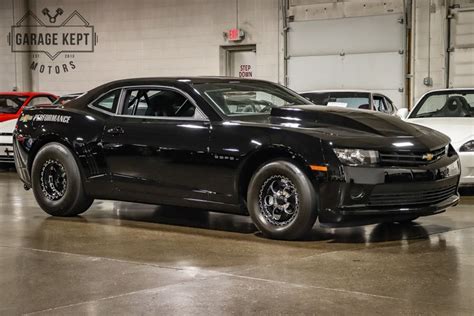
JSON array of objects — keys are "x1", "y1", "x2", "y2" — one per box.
[{"x1": 13, "y1": 78, "x2": 461, "y2": 240}]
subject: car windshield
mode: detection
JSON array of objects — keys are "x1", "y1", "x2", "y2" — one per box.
[
  {"x1": 302, "y1": 92, "x2": 371, "y2": 110},
  {"x1": 0, "y1": 95, "x2": 28, "y2": 114},
  {"x1": 410, "y1": 91, "x2": 474, "y2": 118},
  {"x1": 194, "y1": 81, "x2": 311, "y2": 116}
]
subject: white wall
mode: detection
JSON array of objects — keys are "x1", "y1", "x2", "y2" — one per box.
[
  {"x1": 2, "y1": 0, "x2": 281, "y2": 95},
  {"x1": 412, "y1": 0, "x2": 474, "y2": 105},
  {"x1": 0, "y1": 0, "x2": 30, "y2": 92},
  {"x1": 1, "y1": 0, "x2": 473, "y2": 103},
  {"x1": 412, "y1": 0, "x2": 449, "y2": 104}
]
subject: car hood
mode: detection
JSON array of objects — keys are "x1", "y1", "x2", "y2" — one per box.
[
  {"x1": 271, "y1": 105, "x2": 422, "y2": 136},
  {"x1": 407, "y1": 117, "x2": 474, "y2": 149},
  {"x1": 0, "y1": 117, "x2": 16, "y2": 133},
  {"x1": 239, "y1": 105, "x2": 450, "y2": 151},
  {"x1": 0, "y1": 118, "x2": 16, "y2": 144}
]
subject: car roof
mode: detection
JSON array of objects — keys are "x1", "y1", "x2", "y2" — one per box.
[
  {"x1": 97, "y1": 76, "x2": 276, "y2": 87},
  {"x1": 421, "y1": 88, "x2": 474, "y2": 93},
  {"x1": 300, "y1": 89, "x2": 373, "y2": 94}
]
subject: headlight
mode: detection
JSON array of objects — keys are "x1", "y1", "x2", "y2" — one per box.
[
  {"x1": 446, "y1": 160, "x2": 460, "y2": 176},
  {"x1": 333, "y1": 149, "x2": 379, "y2": 166},
  {"x1": 460, "y1": 140, "x2": 474, "y2": 152}
]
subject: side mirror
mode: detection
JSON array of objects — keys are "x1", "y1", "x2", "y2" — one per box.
[{"x1": 396, "y1": 108, "x2": 409, "y2": 119}]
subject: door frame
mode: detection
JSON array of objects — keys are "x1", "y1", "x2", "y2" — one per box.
[
  {"x1": 220, "y1": 44, "x2": 257, "y2": 77},
  {"x1": 447, "y1": 7, "x2": 474, "y2": 88}
]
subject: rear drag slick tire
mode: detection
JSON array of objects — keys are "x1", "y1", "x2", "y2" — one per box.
[{"x1": 31, "y1": 142, "x2": 93, "y2": 217}]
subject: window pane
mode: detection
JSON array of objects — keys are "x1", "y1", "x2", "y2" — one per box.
[
  {"x1": 122, "y1": 89, "x2": 195, "y2": 118},
  {"x1": 195, "y1": 82, "x2": 310, "y2": 116},
  {"x1": 411, "y1": 92, "x2": 474, "y2": 118},
  {"x1": 0, "y1": 96, "x2": 27, "y2": 114},
  {"x1": 94, "y1": 90, "x2": 120, "y2": 113},
  {"x1": 373, "y1": 97, "x2": 388, "y2": 113},
  {"x1": 301, "y1": 93, "x2": 331, "y2": 105},
  {"x1": 28, "y1": 97, "x2": 53, "y2": 107}
]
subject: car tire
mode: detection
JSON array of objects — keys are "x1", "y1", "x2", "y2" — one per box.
[
  {"x1": 31, "y1": 142, "x2": 93, "y2": 216},
  {"x1": 247, "y1": 160, "x2": 318, "y2": 240}
]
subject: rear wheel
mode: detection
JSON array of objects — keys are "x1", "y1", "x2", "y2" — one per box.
[
  {"x1": 247, "y1": 160, "x2": 318, "y2": 240},
  {"x1": 31, "y1": 142, "x2": 93, "y2": 216}
]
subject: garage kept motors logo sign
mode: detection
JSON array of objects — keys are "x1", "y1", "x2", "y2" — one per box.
[{"x1": 7, "y1": 8, "x2": 98, "y2": 75}]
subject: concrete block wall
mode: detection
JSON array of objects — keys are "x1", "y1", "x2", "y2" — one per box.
[{"x1": 2, "y1": 0, "x2": 281, "y2": 95}]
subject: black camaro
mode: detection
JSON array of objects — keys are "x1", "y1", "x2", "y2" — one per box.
[{"x1": 13, "y1": 78, "x2": 461, "y2": 240}]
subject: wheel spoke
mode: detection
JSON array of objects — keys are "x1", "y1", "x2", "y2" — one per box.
[
  {"x1": 40, "y1": 159, "x2": 67, "y2": 201},
  {"x1": 269, "y1": 181, "x2": 279, "y2": 195},
  {"x1": 272, "y1": 207, "x2": 281, "y2": 221},
  {"x1": 258, "y1": 175, "x2": 299, "y2": 227}
]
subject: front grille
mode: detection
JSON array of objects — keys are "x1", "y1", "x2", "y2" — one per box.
[
  {"x1": 369, "y1": 184, "x2": 457, "y2": 207},
  {"x1": 379, "y1": 146, "x2": 446, "y2": 166}
]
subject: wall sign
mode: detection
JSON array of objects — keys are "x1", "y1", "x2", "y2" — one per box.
[
  {"x1": 225, "y1": 28, "x2": 245, "y2": 42},
  {"x1": 7, "y1": 8, "x2": 98, "y2": 75},
  {"x1": 239, "y1": 64, "x2": 253, "y2": 78}
]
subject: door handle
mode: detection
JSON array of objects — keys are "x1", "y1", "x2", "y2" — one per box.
[{"x1": 106, "y1": 126, "x2": 124, "y2": 135}]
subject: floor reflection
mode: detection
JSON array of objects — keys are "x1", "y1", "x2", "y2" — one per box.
[
  {"x1": 110, "y1": 202, "x2": 258, "y2": 234},
  {"x1": 81, "y1": 201, "x2": 455, "y2": 245}
]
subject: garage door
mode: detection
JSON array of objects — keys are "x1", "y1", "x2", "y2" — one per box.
[
  {"x1": 287, "y1": 13, "x2": 406, "y2": 107},
  {"x1": 449, "y1": 8, "x2": 474, "y2": 88}
]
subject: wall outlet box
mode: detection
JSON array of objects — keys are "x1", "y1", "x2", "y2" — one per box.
[{"x1": 423, "y1": 77, "x2": 433, "y2": 86}]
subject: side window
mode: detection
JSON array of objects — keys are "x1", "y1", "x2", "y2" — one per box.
[
  {"x1": 385, "y1": 97, "x2": 395, "y2": 113},
  {"x1": 121, "y1": 88, "x2": 196, "y2": 118},
  {"x1": 373, "y1": 96, "x2": 389, "y2": 113},
  {"x1": 28, "y1": 96, "x2": 54, "y2": 107},
  {"x1": 0, "y1": 96, "x2": 26, "y2": 114},
  {"x1": 93, "y1": 90, "x2": 120, "y2": 113}
]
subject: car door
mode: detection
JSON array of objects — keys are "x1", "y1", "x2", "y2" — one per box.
[{"x1": 100, "y1": 86, "x2": 212, "y2": 205}]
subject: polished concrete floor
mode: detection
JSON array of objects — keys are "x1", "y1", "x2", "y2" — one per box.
[{"x1": 0, "y1": 170, "x2": 473, "y2": 315}]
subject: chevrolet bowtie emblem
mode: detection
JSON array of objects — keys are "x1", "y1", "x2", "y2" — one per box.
[
  {"x1": 422, "y1": 153, "x2": 434, "y2": 161},
  {"x1": 19, "y1": 114, "x2": 33, "y2": 123}
]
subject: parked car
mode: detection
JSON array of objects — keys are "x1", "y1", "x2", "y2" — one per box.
[
  {"x1": 400, "y1": 88, "x2": 473, "y2": 186},
  {"x1": 14, "y1": 78, "x2": 460, "y2": 240},
  {"x1": 300, "y1": 90, "x2": 399, "y2": 116},
  {"x1": 0, "y1": 92, "x2": 57, "y2": 164},
  {"x1": 52, "y1": 92, "x2": 84, "y2": 106}
]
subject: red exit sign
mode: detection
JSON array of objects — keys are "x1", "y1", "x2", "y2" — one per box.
[{"x1": 226, "y1": 28, "x2": 244, "y2": 42}]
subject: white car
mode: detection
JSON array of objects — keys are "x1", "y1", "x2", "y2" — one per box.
[
  {"x1": 400, "y1": 89, "x2": 474, "y2": 186},
  {"x1": 0, "y1": 119, "x2": 16, "y2": 164},
  {"x1": 300, "y1": 90, "x2": 399, "y2": 116}
]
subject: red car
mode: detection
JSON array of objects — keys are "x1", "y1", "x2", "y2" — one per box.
[{"x1": 0, "y1": 92, "x2": 58, "y2": 164}]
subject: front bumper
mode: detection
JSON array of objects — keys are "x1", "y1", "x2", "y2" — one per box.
[
  {"x1": 0, "y1": 143, "x2": 14, "y2": 164},
  {"x1": 318, "y1": 156, "x2": 461, "y2": 226}
]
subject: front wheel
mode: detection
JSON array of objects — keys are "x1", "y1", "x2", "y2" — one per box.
[
  {"x1": 247, "y1": 160, "x2": 318, "y2": 240},
  {"x1": 31, "y1": 142, "x2": 93, "y2": 216}
]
